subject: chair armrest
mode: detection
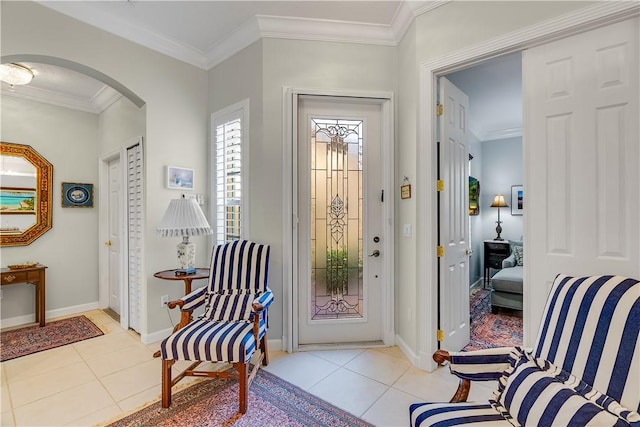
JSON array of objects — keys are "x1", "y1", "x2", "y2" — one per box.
[
  {"x1": 252, "y1": 289, "x2": 274, "y2": 312},
  {"x1": 502, "y1": 254, "x2": 516, "y2": 268},
  {"x1": 447, "y1": 347, "x2": 522, "y2": 381},
  {"x1": 174, "y1": 285, "x2": 207, "y2": 312}
]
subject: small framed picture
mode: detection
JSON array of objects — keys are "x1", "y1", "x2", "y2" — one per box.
[
  {"x1": 511, "y1": 185, "x2": 523, "y2": 215},
  {"x1": 62, "y1": 182, "x2": 94, "y2": 208},
  {"x1": 401, "y1": 184, "x2": 412, "y2": 199},
  {"x1": 167, "y1": 166, "x2": 194, "y2": 190}
]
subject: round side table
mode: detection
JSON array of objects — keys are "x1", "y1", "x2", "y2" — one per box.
[{"x1": 153, "y1": 267, "x2": 210, "y2": 357}]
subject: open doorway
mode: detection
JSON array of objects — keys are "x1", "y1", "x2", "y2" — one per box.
[{"x1": 444, "y1": 52, "x2": 524, "y2": 351}]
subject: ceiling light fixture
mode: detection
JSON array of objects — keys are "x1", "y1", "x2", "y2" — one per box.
[{"x1": 0, "y1": 63, "x2": 35, "y2": 87}]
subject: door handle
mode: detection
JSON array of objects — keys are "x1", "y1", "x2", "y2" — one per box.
[
  {"x1": 105, "y1": 240, "x2": 112, "y2": 246},
  {"x1": 368, "y1": 250, "x2": 380, "y2": 257},
  {"x1": 465, "y1": 248, "x2": 473, "y2": 255}
]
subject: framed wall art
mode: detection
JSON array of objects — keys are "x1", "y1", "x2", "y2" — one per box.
[
  {"x1": 166, "y1": 166, "x2": 194, "y2": 190},
  {"x1": 511, "y1": 185, "x2": 523, "y2": 215},
  {"x1": 62, "y1": 182, "x2": 94, "y2": 208}
]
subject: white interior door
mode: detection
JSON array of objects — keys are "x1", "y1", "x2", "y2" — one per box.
[
  {"x1": 439, "y1": 77, "x2": 471, "y2": 351},
  {"x1": 108, "y1": 157, "x2": 122, "y2": 314},
  {"x1": 524, "y1": 17, "x2": 639, "y2": 338},
  {"x1": 297, "y1": 96, "x2": 384, "y2": 345}
]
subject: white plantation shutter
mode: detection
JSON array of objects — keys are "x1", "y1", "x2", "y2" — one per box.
[
  {"x1": 127, "y1": 141, "x2": 143, "y2": 332},
  {"x1": 211, "y1": 100, "x2": 248, "y2": 244}
]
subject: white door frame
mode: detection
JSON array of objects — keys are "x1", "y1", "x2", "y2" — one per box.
[
  {"x1": 416, "y1": 2, "x2": 639, "y2": 371},
  {"x1": 99, "y1": 136, "x2": 144, "y2": 331},
  {"x1": 283, "y1": 87, "x2": 395, "y2": 352}
]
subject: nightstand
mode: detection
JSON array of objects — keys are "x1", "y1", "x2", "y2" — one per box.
[{"x1": 484, "y1": 240, "x2": 510, "y2": 287}]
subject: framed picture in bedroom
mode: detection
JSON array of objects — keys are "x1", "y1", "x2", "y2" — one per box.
[{"x1": 511, "y1": 185, "x2": 523, "y2": 215}]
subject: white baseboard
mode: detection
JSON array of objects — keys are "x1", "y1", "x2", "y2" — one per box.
[
  {"x1": 141, "y1": 327, "x2": 173, "y2": 345},
  {"x1": 268, "y1": 338, "x2": 283, "y2": 352},
  {"x1": 395, "y1": 334, "x2": 418, "y2": 367},
  {"x1": 1, "y1": 301, "x2": 100, "y2": 329},
  {"x1": 470, "y1": 277, "x2": 484, "y2": 290}
]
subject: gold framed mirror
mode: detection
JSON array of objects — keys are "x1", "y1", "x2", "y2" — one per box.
[{"x1": 0, "y1": 142, "x2": 53, "y2": 246}]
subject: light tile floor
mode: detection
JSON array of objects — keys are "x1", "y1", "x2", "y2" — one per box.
[{"x1": 0, "y1": 310, "x2": 496, "y2": 427}]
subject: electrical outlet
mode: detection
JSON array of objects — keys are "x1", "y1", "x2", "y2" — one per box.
[{"x1": 161, "y1": 295, "x2": 169, "y2": 308}]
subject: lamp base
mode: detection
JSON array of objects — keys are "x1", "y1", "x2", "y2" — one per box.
[
  {"x1": 177, "y1": 238, "x2": 196, "y2": 269},
  {"x1": 495, "y1": 222, "x2": 504, "y2": 241}
]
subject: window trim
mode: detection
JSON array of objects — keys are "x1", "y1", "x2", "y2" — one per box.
[{"x1": 210, "y1": 99, "x2": 250, "y2": 244}]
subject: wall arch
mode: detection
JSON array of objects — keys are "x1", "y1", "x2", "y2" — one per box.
[{"x1": 1, "y1": 54, "x2": 145, "y2": 108}]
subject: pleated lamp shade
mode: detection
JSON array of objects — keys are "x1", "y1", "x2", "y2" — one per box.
[
  {"x1": 157, "y1": 198, "x2": 212, "y2": 269},
  {"x1": 157, "y1": 198, "x2": 212, "y2": 238}
]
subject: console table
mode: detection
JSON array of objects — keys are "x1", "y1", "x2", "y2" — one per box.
[{"x1": 1, "y1": 264, "x2": 47, "y2": 326}]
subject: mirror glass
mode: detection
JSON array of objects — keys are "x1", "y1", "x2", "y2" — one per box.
[{"x1": 0, "y1": 142, "x2": 53, "y2": 246}]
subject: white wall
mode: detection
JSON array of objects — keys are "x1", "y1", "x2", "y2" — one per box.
[
  {"x1": 1, "y1": 1, "x2": 209, "y2": 337},
  {"x1": 1, "y1": 0, "x2": 598, "y2": 351},
  {"x1": 396, "y1": 21, "x2": 419, "y2": 352},
  {"x1": 395, "y1": 0, "x2": 593, "y2": 362},
  {"x1": 1, "y1": 96, "x2": 100, "y2": 320},
  {"x1": 99, "y1": 96, "x2": 146, "y2": 155}
]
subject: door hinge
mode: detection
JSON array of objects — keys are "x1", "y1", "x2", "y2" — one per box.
[
  {"x1": 437, "y1": 330, "x2": 444, "y2": 341},
  {"x1": 437, "y1": 246, "x2": 444, "y2": 257},
  {"x1": 436, "y1": 104, "x2": 444, "y2": 116},
  {"x1": 437, "y1": 180, "x2": 444, "y2": 192}
]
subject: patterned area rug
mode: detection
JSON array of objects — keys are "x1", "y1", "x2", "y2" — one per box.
[
  {"x1": 0, "y1": 315, "x2": 103, "y2": 362},
  {"x1": 106, "y1": 369, "x2": 374, "y2": 427},
  {"x1": 463, "y1": 288, "x2": 523, "y2": 351}
]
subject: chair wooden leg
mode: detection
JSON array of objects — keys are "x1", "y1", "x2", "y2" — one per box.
[
  {"x1": 236, "y1": 362, "x2": 248, "y2": 414},
  {"x1": 162, "y1": 359, "x2": 175, "y2": 408},
  {"x1": 260, "y1": 332, "x2": 269, "y2": 366}
]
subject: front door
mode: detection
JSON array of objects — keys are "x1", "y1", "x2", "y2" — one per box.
[
  {"x1": 438, "y1": 77, "x2": 471, "y2": 351},
  {"x1": 297, "y1": 96, "x2": 384, "y2": 345}
]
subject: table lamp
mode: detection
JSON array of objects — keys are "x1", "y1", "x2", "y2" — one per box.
[
  {"x1": 490, "y1": 194, "x2": 509, "y2": 241},
  {"x1": 157, "y1": 197, "x2": 212, "y2": 270}
]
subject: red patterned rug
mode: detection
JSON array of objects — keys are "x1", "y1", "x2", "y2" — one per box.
[
  {"x1": 0, "y1": 315, "x2": 103, "y2": 362},
  {"x1": 463, "y1": 288, "x2": 523, "y2": 351},
  {"x1": 106, "y1": 369, "x2": 373, "y2": 427}
]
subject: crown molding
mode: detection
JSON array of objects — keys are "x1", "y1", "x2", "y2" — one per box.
[
  {"x1": 204, "y1": 16, "x2": 263, "y2": 70},
  {"x1": 37, "y1": 1, "x2": 209, "y2": 70},
  {"x1": 1, "y1": 82, "x2": 121, "y2": 114},
  {"x1": 475, "y1": 126, "x2": 523, "y2": 142},
  {"x1": 38, "y1": 1, "x2": 454, "y2": 71},
  {"x1": 421, "y1": 1, "x2": 640, "y2": 72},
  {"x1": 91, "y1": 85, "x2": 123, "y2": 112}
]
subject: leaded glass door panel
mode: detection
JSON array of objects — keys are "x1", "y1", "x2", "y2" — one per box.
[{"x1": 297, "y1": 96, "x2": 383, "y2": 345}]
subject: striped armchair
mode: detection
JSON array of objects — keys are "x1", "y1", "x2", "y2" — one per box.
[
  {"x1": 411, "y1": 274, "x2": 640, "y2": 426},
  {"x1": 160, "y1": 240, "x2": 274, "y2": 414}
]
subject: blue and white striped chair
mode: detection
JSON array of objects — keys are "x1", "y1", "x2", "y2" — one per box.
[
  {"x1": 160, "y1": 240, "x2": 273, "y2": 414},
  {"x1": 410, "y1": 274, "x2": 640, "y2": 426}
]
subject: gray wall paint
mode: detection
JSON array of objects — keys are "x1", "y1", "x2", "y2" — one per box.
[
  {"x1": 395, "y1": 0, "x2": 588, "y2": 355},
  {"x1": 481, "y1": 137, "x2": 523, "y2": 244},
  {"x1": 1, "y1": 0, "x2": 594, "y2": 352},
  {"x1": 469, "y1": 135, "x2": 483, "y2": 286},
  {"x1": 1, "y1": 97, "x2": 100, "y2": 318},
  {"x1": 2, "y1": 1, "x2": 209, "y2": 337}
]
